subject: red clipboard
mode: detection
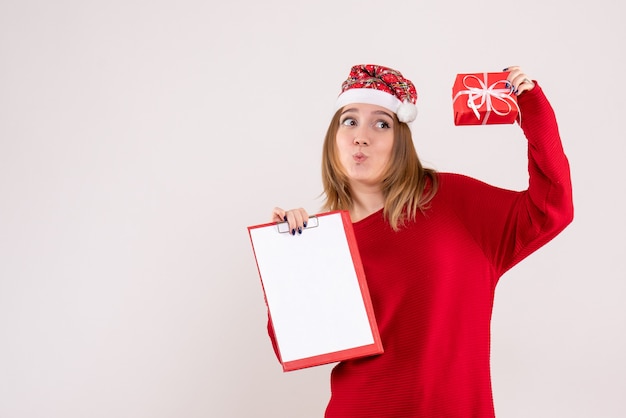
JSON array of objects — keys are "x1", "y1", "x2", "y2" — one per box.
[{"x1": 247, "y1": 210, "x2": 383, "y2": 372}]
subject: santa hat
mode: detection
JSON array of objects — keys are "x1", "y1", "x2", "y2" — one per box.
[{"x1": 334, "y1": 64, "x2": 418, "y2": 123}]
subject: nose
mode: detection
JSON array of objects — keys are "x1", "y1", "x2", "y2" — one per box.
[{"x1": 353, "y1": 136, "x2": 369, "y2": 146}]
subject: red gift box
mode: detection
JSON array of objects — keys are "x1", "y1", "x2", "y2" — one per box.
[{"x1": 452, "y1": 72, "x2": 520, "y2": 126}]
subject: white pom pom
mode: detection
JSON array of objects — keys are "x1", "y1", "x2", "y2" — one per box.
[{"x1": 396, "y1": 101, "x2": 417, "y2": 123}]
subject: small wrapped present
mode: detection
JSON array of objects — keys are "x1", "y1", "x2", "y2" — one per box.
[{"x1": 452, "y1": 72, "x2": 520, "y2": 126}]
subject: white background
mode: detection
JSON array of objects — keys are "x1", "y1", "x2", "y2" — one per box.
[{"x1": 1, "y1": 0, "x2": 624, "y2": 417}]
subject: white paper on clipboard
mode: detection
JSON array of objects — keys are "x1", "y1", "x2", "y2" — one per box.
[{"x1": 247, "y1": 210, "x2": 383, "y2": 371}]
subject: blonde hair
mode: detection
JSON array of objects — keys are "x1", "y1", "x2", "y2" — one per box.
[{"x1": 321, "y1": 109, "x2": 438, "y2": 231}]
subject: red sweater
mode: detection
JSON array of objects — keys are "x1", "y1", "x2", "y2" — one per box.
[{"x1": 270, "y1": 84, "x2": 573, "y2": 417}]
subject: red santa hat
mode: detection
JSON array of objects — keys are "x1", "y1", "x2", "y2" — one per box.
[{"x1": 334, "y1": 64, "x2": 418, "y2": 123}]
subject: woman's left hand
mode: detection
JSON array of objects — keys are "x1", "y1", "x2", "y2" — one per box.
[{"x1": 505, "y1": 66, "x2": 535, "y2": 96}]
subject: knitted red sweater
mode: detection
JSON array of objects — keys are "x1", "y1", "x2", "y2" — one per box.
[{"x1": 270, "y1": 84, "x2": 573, "y2": 417}]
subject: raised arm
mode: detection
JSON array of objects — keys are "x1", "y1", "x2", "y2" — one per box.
[
  {"x1": 443, "y1": 68, "x2": 574, "y2": 276},
  {"x1": 506, "y1": 67, "x2": 574, "y2": 267}
]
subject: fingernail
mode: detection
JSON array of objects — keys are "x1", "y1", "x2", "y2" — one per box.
[
  {"x1": 283, "y1": 215, "x2": 287, "y2": 221},
  {"x1": 291, "y1": 229, "x2": 296, "y2": 236},
  {"x1": 503, "y1": 67, "x2": 509, "y2": 71},
  {"x1": 298, "y1": 227, "x2": 303, "y2": 234},
  {"x1": 303, "y1": 221, "x2": 307, "y2": 228},
  {"x1": 505, "y1": 81, "x2": 510, "y2": 89},
  {"x1": 514, "y1": 88, "x2": 519, "y2": 95}
]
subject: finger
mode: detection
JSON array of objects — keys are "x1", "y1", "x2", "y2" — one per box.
[
  {"x1": 504, "y1": 67, "x2": 521, "y2": 84},
  {"x1": 504, "y1": 66, "x2": 520, "y2": 92},
  {"x1": 272, "y1": 207, "x2": 286, "y2": 223},
  {"x1": 504, "y1": 66, "x2": 535, "y2": 95},
  {"x1": 516, "y1": 78, "x2": 535, "y2": 95},
  {"x1": 284, "y1": 210, "x2": 300, "y2": 236},
  {"x1": 300, "y1": 209, "x2": 310, "y2": 231},
  {"x1": 511, "y1": 74, "x2": 535, "y2": 95},
  {"x1": 285, "y1": 208, "x2": 309, "y2": 235},
  {"x1": 292, "y1": 208, "x2": 310, "y2": 235},
  {"x1": 503, "y1": 65, "x2": 523, "y2": 78}
]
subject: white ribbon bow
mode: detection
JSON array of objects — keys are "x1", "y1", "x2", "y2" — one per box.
[{"x1": 453, "y1": 73, "x2": 521, "y2": 125}]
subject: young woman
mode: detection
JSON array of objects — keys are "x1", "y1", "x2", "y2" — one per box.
[{"x1": 269, "y1": 64, "x2": 573, "y2": 417}]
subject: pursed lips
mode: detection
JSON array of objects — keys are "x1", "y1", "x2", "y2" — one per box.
[{"x1": 353, "y1": 152, "x2": 367, "y2": 163}]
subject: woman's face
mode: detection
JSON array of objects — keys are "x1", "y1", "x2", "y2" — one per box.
[{"x1": 336, "y1": 103, "x2": 395, "y2": 188}]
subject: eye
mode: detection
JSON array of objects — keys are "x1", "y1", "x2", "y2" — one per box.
[
  {"x1": 374, "y1": 120, "x2": 391, "y2": 129},
  {"x1": 340, "y1": 117, "x2": 357, "y2": 126}
]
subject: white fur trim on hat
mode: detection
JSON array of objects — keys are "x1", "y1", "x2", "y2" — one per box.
[{"x1": 334, "y1": 88, "x2": 417, "y2": 123}]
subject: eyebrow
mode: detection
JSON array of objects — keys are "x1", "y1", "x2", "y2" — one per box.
[{"x1": 340, "y1": 108, "x2": 394, "y2": 119}]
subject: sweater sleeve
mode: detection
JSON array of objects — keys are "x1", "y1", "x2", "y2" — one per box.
[
  {"x1": 444, "y1": 83, "x2": 573, "y2": 277},
  {"x1": 506, "y1": 82, "x2": 574, "y2": 268}
]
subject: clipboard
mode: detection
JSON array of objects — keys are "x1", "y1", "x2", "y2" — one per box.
[{"x1": 247, "y1": 210, "x2": 383, "y2": 372}]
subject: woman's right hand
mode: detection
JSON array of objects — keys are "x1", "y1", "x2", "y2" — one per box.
[{"x1": 272, "y1": 207, "x2": 310, "y2": 235}]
